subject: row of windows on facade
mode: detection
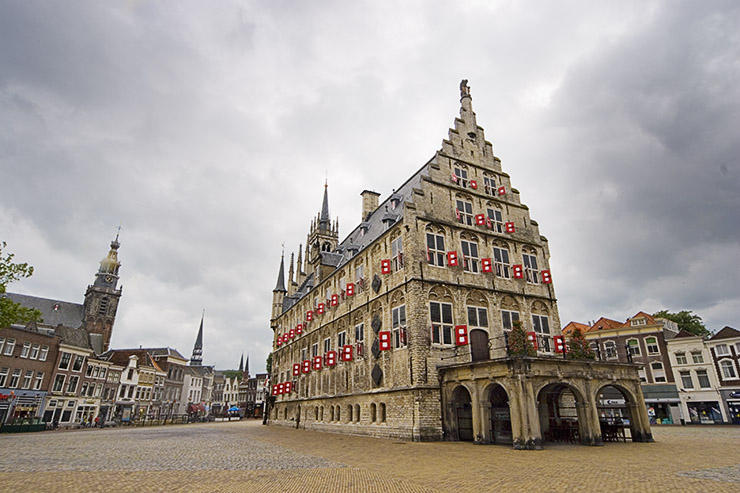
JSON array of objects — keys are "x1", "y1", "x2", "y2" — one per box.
[
  {"x1": 452, "y1": 166, "x2": 502, "y2": 197},
  {"x1": 0, "y1": 367, "x2": 44, "y2": 390},
  {"x1": 0, "y1": 337, "x2": 50, "y2": 361},
  {"x1": 279, "y1": 304, "x2": 552, "y2": 379},
  {"x1": 426, "y1": 232, "x2": 541, "y2": 281},
  {"x1": 714, "y1": 342, "x2": 740, "y2": 357},
  {"x1": 587, "y1": 337, "x2": 663, "y2": 360},
  {"x1": 281, "y1": 402, "x2": 388, "y2": 424}
]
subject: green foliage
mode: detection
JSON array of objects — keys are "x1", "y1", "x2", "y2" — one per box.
[
  {"x1": 508, "y1": 320, "x2": 536, "y2": 357},
  {"x1": 265, "y1": 353, "x2": 272, "y2": 374},
  {"x1": 0, "y1": 241, "x2": 42, "y2": 328},
  {"x1": 567, "y1": 328, "x2": 595, "y2": 360},
  {"x1": 223, "y1": 370, "x2": 242, "y2": 380},
  {"x1": 652, "y1": 310, "x2": 709, "y2": 336}
]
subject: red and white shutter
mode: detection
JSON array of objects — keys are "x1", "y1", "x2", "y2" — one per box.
[
  {"x1": 325, "y1": 350, "x2": 337, "y2": 367},
  {"x1": 379, "y1": 331, "x2": 391, "y2": 351},
  {"x1": 513, "y1": 264, "x2": 523, "y2": 279},
  {"x1": 505, "y1": 221, "x2": 515, "y2": 234},
  {"x1": 292, "y1": 363, "x2": 300, "y2": 377},
  {"x1": 527, "y1": 331, "x2": 539, "y2": 350},
  {"x1": 455, "y1": 325, "x2": 469, "y2": 346},
  {"x1": 313, "y1": 355, "x2": 323, "y2": 371},
  {"x1": 497, "y1": 186, "x2": 506, "y2": 196},
  {"x1": 341, "y1": 344, "x2": 353, "y2": 362},
  {"x1": 276, "y1": 335, "x2": 282, "y2": 347},
  {"x1": 302, "y1": 359, "x2": 311, "y2": 374},
  {"x1": 346, "y1": 283, "x2": 355, "y2": 296},
  {"x1": 277, "y1": 382, "x2": 284, "y2": 395},
  {"x1": 296, "y1": 323, "x2": 303, "y2": 335},
  {"x1": 447, "y1": 251, "x2": 458, "y2": 267},
  {"x1": 469, "y1": 180, "x2": 478, "y2": 190},
  {"x1": 451, "y1": 173, "x2": 458, "y2": 184},
  {"x1": 481, "y1": 258, "x2": 492, "y2": 273},
  {"x1": 306, "y1": 310, "x2": 313, "y2": 321},
  {"x1": 289, "y1": 329, "x2": 295, "y2": 339},
  {"x1": 554, "y1": 335, "x2": 566, "y2": 353},
  {"x1": 541, "y1": 270, "x2": 552, "y2": 284},
  {"x1": 381, "y1": 259, "x2": 391, "y2": 274},
  {"x1": 331, "y1": 294, "x2": 339, "y2": 306},
  {"x1": 317, "y1": 302, "x2": 325, "y2": 315},
  {"x1": 272, "y1": 384, "x2": 278, "y2": 396},
  {"x1": 284, "y1": 381, "x2": 292, "y2": 394},
  {"x1": 475, "y1": 214, "x2": 486, "y2": 226}
]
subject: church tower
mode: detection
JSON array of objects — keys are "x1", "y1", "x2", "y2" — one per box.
[
  {"x1": 82, "y1": 234, "x2": 123, "y2": 352},
  {"x1": 306, "y1": 183, "x2": 339, "y2": 280},
  {"x1": 271, "y1": 254, "x2": 286, "y2": 322},
  {"x1": 190, "y1": 311, "x2": 204, "y2": 366}
]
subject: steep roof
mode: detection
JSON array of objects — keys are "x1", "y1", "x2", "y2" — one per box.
[
  {"x1": 589, "y1": 317, "x2": 624, "y2": 332},
  {"x1": 562, "y1": 322, "x2": 590, "y2": 336},
  {"x1": 3, "y1": 292, "x2": 83, "y2": 328},
  {"x1": 709, "y1": 326, "x2": 740, "y2": 340},
  {"x1": 624, "y1": 311, "x2": 657, "y2": 326},
  {"x1": 672, "y1": 329, "x2": 700, "y2": 339}
]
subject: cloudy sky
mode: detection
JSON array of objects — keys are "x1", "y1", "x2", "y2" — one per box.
[{"x1": 2, "y1": 1, "x2": 738, "y2": 372}]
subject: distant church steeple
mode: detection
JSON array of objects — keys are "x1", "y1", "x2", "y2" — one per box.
[
  {"x1": 82, "y1": 231, "x2": 123, "y2": 352},
  {"x1": 190, "y1": 310, "x2": 204, "y2": 366},
  {"x1": 238, "y1": 353, "x2": 244, "y2": 372},
  {"x1": 271, "y1": 252, "x2": 287, "y2": 322},
  {"x1": 306, "y1": 183, "x2": 338, "y2": 281}
]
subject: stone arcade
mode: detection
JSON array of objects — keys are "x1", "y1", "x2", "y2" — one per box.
[{"x1": 267, "y1": 81, "x2": 652, "y2": 448}]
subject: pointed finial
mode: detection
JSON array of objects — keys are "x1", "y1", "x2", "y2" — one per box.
[{"x1": 115, "y1": 225, "x2": 121, "y2": 242}]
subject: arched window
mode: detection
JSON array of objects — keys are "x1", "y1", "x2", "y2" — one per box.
[
  {"x1": 347, "y1": 404, "x2": 353, "y2": 422},
  {"x1": 370, "y1": 403, "x2": 377, "y2": 423},
  {"x1": 380, "y1": 403, "x2": 386, "y2": 423},
  {"x1": 626, "y1": 338, "x2": 641, "y2": 356},
  {"x1": 354, "y1": 404, "x2": 360, "y2": 422},
  {"x1": 645, "y1": 337, "x2": 660, "y2": 355},
  {"x1": 336, "y1": 405, "x2": 341, "y2": 422}
]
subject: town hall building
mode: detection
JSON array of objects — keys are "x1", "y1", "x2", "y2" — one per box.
[{"x1": 268, "y1": 81, "x2": 653, "y2": 448}]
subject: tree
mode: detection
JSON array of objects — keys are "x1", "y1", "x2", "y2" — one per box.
[
  {"x1": 508, "y1": 320, "x2": 536, "y2": 357},
  {"x1": 265, "y1": 353, "x2": 272, "y2": 374},
  {"x1": 0, "y1": 241, "x2": 42, "y2": 328},
  {"x1": 652, "y1": 310, "x2": 709, "y2": 336},
  {"x1": 567, "y1": 328, "x2": 595, "y2": 360}
]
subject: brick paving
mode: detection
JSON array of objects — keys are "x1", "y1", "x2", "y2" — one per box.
[{"x1": 0, "y1": 421, "x2": 738, "y2": 492}]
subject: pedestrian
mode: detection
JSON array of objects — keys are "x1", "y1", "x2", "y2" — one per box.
[{"x1": 95, "y1": 416, "x2": 101, "y2": 428}]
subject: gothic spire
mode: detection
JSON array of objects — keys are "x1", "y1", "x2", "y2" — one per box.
[
  {"x1": 190, "y1": 310, "x2": 204, "y2": 366},
  {"x1": 238, "y1": 353, "x2": 244, "y2": 372},
  {"x1": 319, "y1": 181, "x2": 330, "y2": 229},
  {"x1": 273, "y1": 252, "x2": 286, "y2": 292},
  {"x1": 245, "y1": 355, "x2": 249, "y2": 376}
]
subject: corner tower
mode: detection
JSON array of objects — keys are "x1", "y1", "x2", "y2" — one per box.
[
  {"x1": 82, "y1": 233, "x2": 123, "y2": 351},
  {"x1": 306, "y1": 183, "x2": 338, "y2": 279},
  {"x1": 271, "y1": 253, "x2": 287, "y2": 322}
]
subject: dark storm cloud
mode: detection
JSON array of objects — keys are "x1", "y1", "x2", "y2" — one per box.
[{"x1": 1, "y1": 1, "x2": 738, "y2": 371}]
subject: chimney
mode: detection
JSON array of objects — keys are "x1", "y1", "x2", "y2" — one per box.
[{"x1": 361, "y1": 190, "x2": 380, "y2": 221}]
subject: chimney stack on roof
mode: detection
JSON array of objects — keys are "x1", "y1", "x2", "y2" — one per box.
[{"x1": 361, "y1": 190, "x2": 380, "y2": 221}]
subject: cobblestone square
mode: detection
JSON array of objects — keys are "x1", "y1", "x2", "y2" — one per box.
[{"x1": 0, "y1": 421, "x2": 738, "y2": 492}]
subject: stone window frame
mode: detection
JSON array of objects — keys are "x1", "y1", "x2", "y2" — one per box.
[
  {"x1": 531, "y1": 314, "x2": 552, "y2": 353},
  {"x1": 691, "y1": 352, "x2": 704, "y2": 364},
  {"x1": 337, "y1": 331, "x2": 347, "y2": 349},
  {"x1": 429, "y1": 301, "x2": 454, "y2": 346},
  {"x1": 455, "y1": 196, "x2": 474, "y2": 226},
  {"x1": 500, "y1": 309, "x2": 520, "y2": 332},
  {"x1": 679, "y1": 370, "x2": 694, "y2": 389},
  {"x1": 425, "y1": 229, "x2": 446, "y2": 268},
  {"x1": 483, "y1": 174, "x2": 497, "y2": 196},
  {"x1": 485, "y1": 205, "x2": 504, "y2": 234},
  {"x1": 460, "y1": 236, "x2": 480, "y2": 273},
  {"x1": 719, "y1": 359, "x2": 739, "y2": 380},
  {"x1": 453, "y1": 163, "x2": 469, "y2": 188},
  {"x1": 323, "y1": 337, "x2": 331, "y2": 354},
  {"x1": 390, "y1": 235, "x2": 404, "y2": 272},
  {"x1": 695, "y1": 369, "x2": 711, "y2": 388},
  {"x1": 391, "y1": 304, "x2": 407, "y2": 349},
  {"x1": 674, "y1": 352, "x2": 688, "y2": 365},
  {"x1": 492, "y1": 243, "x2": 511, "y2": 279},
  {"x1": 522, "y1": 247, "x2": 540, "y2": 285}
]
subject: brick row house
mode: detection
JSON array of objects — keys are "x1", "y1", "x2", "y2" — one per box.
[
  {"x1": 706, "y1": 327, "x2": 740, "y2": 423},
  {"x1": 563, "y1": 312, "x2": 682, "y2": 424}
]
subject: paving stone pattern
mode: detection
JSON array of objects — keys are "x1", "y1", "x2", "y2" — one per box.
[{"x1": 1, "y1": 421, "x2": 739, "y2": 492}]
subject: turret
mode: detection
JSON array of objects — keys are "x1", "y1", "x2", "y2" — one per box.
[{"x1": 82, "y1": 232, "x2": 123, "y2": 352}]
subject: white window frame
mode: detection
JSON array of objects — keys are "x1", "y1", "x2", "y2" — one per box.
[
  {"x1": 311, "y1": 343, "x2": 318, "y2": 358},
  {"x1": 39, "y1": 346, "x2": 49, "y2": 361},
  {"x1": 337, "y1": 331, "x2": 347, "y2": 349},
  {"x1": 532, "y1": 314, "x2": 551, "y2": 352},
  {"x1": 455, "y1": 199, "x2": 474, "y2": 226},
  {"x1": 631, "y1": 318, "x2": 647, "y2": 326},
  {"x1": 9, "y1": 369, "x2": 21, "y2": 388},
  {"x1": 501, "y1": 310, "x2": 520, "y2": 331},
  {"x1": 58, "y1": 352, "x2": 71, "y2": 370},
  {"x1": 52, "y1": 374, "x2": 66, "y2": 392},
  {"x1": 430, "y1": 301, "x2": 453, "y2": 346},
  {"x1": 3, "y1": 339, "x2": 15, "y2": 356},
  {"x1": 719, "y1": 359, "x2": 738, "y2": 380},
  {"x1": 392, "y1": 305, "x2": 407, "y2": 349},
  {"x1": 29, "y1": 344, "x2": 39, "y2": 360},
  {"x1": 34, "y1": 372, "x2": 44, "y2": 390},
  {"x1": 679, "y1": 370, "x2": 693, "y2": 389},
  {"x1": 461, "y1": 240, "x2": 479, "y2": 273},
  {"x1": 20, "y1": 342, "x2": 31, "y2": 358},
  {"x1": 483, "y1": 176, "x2": 496, "y2": 196},
  {"x1": 523, "y1": 253, "x2": 539, "y2": 284},
  {"x1": 391, "y1": 237, "x2": 404, "y2": 272},
  {"x1": 604, "y1": 341, "x2": 617, "y2": 360},
  {"x1": 715, "y1": 344, "x2": 730, "y2": 356},
  {"x1": 674, "y1": 352, "x2": 687, "y2": 365},
  {"x1": 651, "y1": 361, "x2": 666, "y2": 383},
  {"x1": 21, "y1": 370, "x2": 33, "y2": 389},
  {"x1": 645, "y1": 336, "x2": 660, "y2": 355},
  {"x1": 486, "y1": 208, "x2": 503, "y2": 233},
  {"x1": 0, "y1": 367, "x2": 8, "y2": 387},
  {"x1": 355, "y1": 323, "x2": 364, "y2": 344},
  {"x1": 696, "y1": 369, "x2": 711, "y2": 388},
  {"x1": 426, "y1": 233, "x2": 446, "y2": 267},
  {"x1": 323, "y1": 337, "x2": 331, "y2": 354},
  {"x1": 626, "y1": 339, "x2": 641, "y2": 356},
  {"x1": 493, "y1": 247, "x2": 511, "y2": 279},
  {"x1": 691, "y1": 352, "x2": 704, "y2": 364}
]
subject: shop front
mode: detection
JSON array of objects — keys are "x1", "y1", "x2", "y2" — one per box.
[
  {"x1": 1, "y1": 390, "x2": 47, "y2": 424},
  {"x1": 43, "y1": 398, "x2": 78, "y2": 426},
  {"x1": 642, "y1": 384, "x2": 681, "y2": 424},
  {"x1": 721, "y1": 390, "x2": 740, "y2": 424}
]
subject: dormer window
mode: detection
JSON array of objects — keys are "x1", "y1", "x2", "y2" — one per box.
[{"x1": 630, "y1": 318, "x2": 647, "y2": 326}]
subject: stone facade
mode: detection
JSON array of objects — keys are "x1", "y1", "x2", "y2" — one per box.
[{"x1": 267, "y1": 81, "x2": 652, "y2": 447}]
